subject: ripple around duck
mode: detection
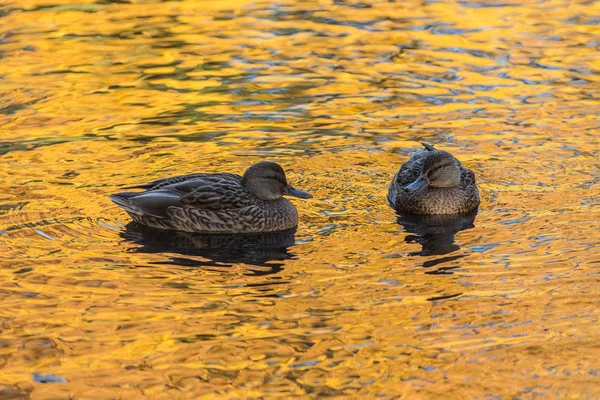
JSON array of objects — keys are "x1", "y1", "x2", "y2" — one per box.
[{"x1": 0, "y1": 0, "x2": 599, "y2": 397}]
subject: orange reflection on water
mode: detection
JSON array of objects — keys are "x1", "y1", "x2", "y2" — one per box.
[{"x1": 0, "y1": 0, "x2": 599, "y2": 398}]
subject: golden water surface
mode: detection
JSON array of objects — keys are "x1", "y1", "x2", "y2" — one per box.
[{"x1": 1, "y1": 0, "x2": 599, "y2": 398}]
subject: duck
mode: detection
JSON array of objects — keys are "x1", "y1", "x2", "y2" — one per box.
[
  {"x1": 387, "y1": 143, "x2": 480, "y2": 215},
  {"x1": 109, "y1": 161, "x2": 312, "y2": 233}
]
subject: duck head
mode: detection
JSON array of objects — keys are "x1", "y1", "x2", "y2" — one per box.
[
  {"x1": 404, "y1": 151, "x2": 461, "y2": 192},
  {"x1": 242, "y1": 161, "x2": 312, "y2": 201}
]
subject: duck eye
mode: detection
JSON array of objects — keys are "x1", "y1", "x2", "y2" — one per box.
[{"x1": 428, "y1": 162, "x2": 452, "y2": 177}]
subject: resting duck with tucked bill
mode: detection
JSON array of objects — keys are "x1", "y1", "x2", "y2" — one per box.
[{"x1": 388, "y1": 143, "x2": 480, "y2": 215}]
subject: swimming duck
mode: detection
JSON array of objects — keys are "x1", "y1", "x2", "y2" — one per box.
[
  {"x1": 387, "y1": 143, "x2": 480, "y2": 214},
  {"x1": 109, "y1": 161, "x2": 312, "y2": 233}
]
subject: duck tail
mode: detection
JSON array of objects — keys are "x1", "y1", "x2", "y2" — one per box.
[
  {"x1": 110, "y1": 190, "x2": 180, "y2": 218},
  {"x1": 109, "y1": 192, "x2": 143, "y2": 215},
  {"x1": 421, "y1": 142, "x2": 436, "y2": 151}
]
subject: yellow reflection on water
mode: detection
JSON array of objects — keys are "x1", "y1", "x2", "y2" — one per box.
[{"x1": 0, "y1": 0, "x2": 599, "y2": 398}]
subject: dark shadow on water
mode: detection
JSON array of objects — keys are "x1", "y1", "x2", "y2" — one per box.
[
  {"x1": 121, "y1": 223, "x2": 296, "y2": 275},
  {"x1": 396, "y1": 210, "x2": 478, "y2": 273}
]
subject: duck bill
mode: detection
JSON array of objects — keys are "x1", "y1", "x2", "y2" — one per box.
[
  {"x1": 404, "y1": 175, "x2": 428, "y2": 192},
  {"x1": 286, "y1": 185, "x2": 312, "y2": 199}
]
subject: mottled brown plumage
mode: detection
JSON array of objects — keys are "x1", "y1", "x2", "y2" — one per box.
[
  {"x1": 110, "y1": 161, "x2": 312, "y2": 233},
  {"x1": 388, "y1": 143, "x2": 480, "y2": 214}
]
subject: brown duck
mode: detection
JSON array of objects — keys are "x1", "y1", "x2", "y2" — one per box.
[
  {"x1": 110, "y1": 161, "x2": 312, "y2": 233},
  {"x1": 388, "y1": 143, "x2": 480, "y2": 214}
]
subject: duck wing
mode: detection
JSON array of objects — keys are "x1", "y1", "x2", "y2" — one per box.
[
  {"x1": 174, "y1": 174, "x2": 253, "y2": 210},
  {"x1": 393, "y1": 151, "x2": 428, "y2": 187},
  {"x1": 392, "y1": 143, "x2": 440, "y2": 187},
  {"x1": 122, "y1": 172, "x2": 240, "y2": 191},
  {"x1": 110, "y1": 173, "x2": 251, "y2": 218}
]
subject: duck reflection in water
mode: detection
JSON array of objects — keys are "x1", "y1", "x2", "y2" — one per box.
[
  {"x1": 121, "y1": 222, "x2": 296, "y2": 275},
  {"x1": 396, "y1": 211, "x2": 477, "y2": 272}
]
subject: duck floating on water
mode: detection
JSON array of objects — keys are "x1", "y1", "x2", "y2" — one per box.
[
  {"x1": 388, "y1": 143, "x2": 480, "y2": 215},
  {"x1": 110, "y1": 161, "x2": 312, "y2": 233}
]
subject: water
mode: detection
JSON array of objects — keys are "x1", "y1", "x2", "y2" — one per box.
[{"x1": 1, "y1": 0, "x2": 599, "y2": 397}]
